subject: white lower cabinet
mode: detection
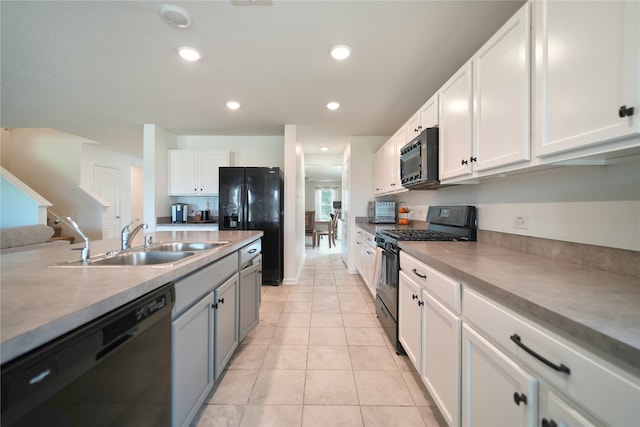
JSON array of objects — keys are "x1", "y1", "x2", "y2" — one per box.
[
  {"x1": 463, "y1": 287, "x2": 640, "y2": 427},
  {"x1": 540, "y1": 387, "x2": 598, "y2": 427},
  {"x1": 213, "y1": 273, "x2": 239, "y2": 380},
  {"x1": 422, "y1": 291, "x2": 461, "y2": 427},
  {"x1": 398, "y1": 271, "x2": 422, "y2": 370},
  {"x1": 462, "y1": 323, "x2": 538, "y2": 427},
  {"x1": 355, "y1": 229, "x2": 377, "y2": 298},
  {"x1": 398, "y1": 253, "x2": 640, "y2": 427},
  {"x1": 399, "y1": 252, "x2": 462, "y2": 427},
  {"x1": 172, "y1": 293, "x2": 214, "y2": 427}
]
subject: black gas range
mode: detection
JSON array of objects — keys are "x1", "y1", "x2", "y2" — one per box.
[
  {"x1": 375, "y1": 205, "x2": 477, "y2": 354},
  {"x1": 376, "y1": 205, "x2": 477, "y2": 245}
]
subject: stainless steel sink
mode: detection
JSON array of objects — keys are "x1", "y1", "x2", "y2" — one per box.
[
  {"x1": 149, "y1": 242, "x2": 229, "y2": 252},
  {"x1": 51, "y1": 250, "x2": 194, "y2": 268}
]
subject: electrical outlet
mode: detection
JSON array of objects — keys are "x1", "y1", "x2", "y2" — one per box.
[{"x1": 513, "y1": 215, "x2": 529, "y2": 230}]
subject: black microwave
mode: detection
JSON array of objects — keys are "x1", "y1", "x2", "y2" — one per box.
[{"x1": 400, "y1": 127, "x2": 440, "y2": 189}]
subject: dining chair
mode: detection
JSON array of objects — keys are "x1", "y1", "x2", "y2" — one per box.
[
  {"x1": 304, "y1": 210, "x2": 317, "y2": 248},
  {"x1": 317, "y1": 213, "x2": 338, "y2": 248}
]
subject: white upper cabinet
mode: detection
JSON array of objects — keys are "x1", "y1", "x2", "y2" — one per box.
[
  {"x1": 439, "y1": 61, "x2": 474, "y2": 181},
  {"x1": 405, "y1": 111, "x2": 422, "y2": 142},
  {"x1": 168, "y1": 150, "x2": 229, "y2": 196},
  {"x1": 373, "y1": 144, "x2": 386, "y2": 194},
  {"x1": 420, "y1": 93, "x2": 439, "y2": 129},
  {"x1": 533, "y1": 0, "x2": 640, "y2": 157},
  {"x1": 440, "y1": 3, "x2": 530, "y2": 182},
  {"x1": 375, "y1": 128, "x2": 407, "y2": 195},
  {"x1": 473, "y1": 3, "x2": 531, "y2": 172}
]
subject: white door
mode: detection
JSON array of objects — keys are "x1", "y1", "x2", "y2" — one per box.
[{"x1": 93, "y1": 165, "x2": 120, "y2": 239}]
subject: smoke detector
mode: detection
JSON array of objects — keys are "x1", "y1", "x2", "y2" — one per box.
[{"x1": 159, "y1": 4, "x2": 192, "y2": 29}]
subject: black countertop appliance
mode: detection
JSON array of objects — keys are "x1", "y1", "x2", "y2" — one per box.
[{"x1": 218, "y1": 167, "x2": 284, "y2": 285}]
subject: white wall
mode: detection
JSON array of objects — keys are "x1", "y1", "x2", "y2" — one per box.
[
  {"x1": 388, "y1": 158, "x2": 640, "y2": 251},
  {"x1": 283, "y1": 125, "x2": 305, "y2": 284},
  {"x1": 177, "y1": 135, "x2": 284, "y2": 168},
  {"x1": 344, "y1": 136, "x2": 388, "y2": 272},
  {"x1": 1, "y1": 129, "x2": 102, "y2": 239},
  {"x1": 145, "y1": 125, "x2": 179, "y2": 229},
  {"x1": 305, "y1": 180, "x2": 342, "y2": 212}
]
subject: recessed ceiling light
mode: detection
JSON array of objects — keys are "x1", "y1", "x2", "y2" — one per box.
[
  {"x1": 159, "y1": 4, "x2": 192, "y2": 29},
  {"x1": 227, "y1": 101, "x2": 240, "y2": 110},
  {"x1": 321, "y1": 147, "x2": 329, "y2": 152},
  {"x1": 177, "y1": 46, "x2": 201, "y2": 61},
  {"x1": 327, "y1": 102, "x2": 340, "y2": 110},
  {"x1": 330, "y1": 44, "x2": 351, "y2": 60}
]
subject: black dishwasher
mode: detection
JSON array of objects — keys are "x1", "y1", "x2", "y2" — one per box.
[{"x1": 1, "y1": 282, "x2": 175, "y2": 427}]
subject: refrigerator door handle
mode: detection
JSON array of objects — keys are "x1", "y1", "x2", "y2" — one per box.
[{"x1": 241, "y1": 183, "x2": 247, "y2": 228}]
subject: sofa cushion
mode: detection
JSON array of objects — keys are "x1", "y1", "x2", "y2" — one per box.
[{"x1": 1, "y1": 224, "x2": 55, "y2": 249}]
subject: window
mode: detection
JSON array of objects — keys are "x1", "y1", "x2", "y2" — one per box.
[{"x1": 315, "y1": 187, "x2": 335, "y2": 221}]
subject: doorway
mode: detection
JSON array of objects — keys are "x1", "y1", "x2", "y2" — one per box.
[{"x1": 93, "y1": 165, "x2": 121, "y2": 239}]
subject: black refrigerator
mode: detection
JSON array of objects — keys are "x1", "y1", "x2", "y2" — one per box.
[{"x1": 218, "y1": 167, "x2": 284, "y2": 285}]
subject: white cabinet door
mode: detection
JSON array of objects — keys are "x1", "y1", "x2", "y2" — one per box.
[
  {"x1": 214, "y1": 273, "x2": 239, "y2": 380},
  {"x1": 373, "y1": 147, "x2": 385, "y2": 194},
  {"x1": 172, "y1": 293, "x2": 214, "y2": 427},
  {"x1": 473, "y1": 3, "x2": 530, "y2": 172},
  {"x1": 199, "y1": 151, "x2": 229, "y2": 195},
  {"x1": 354, "y1": 234, "x2": 365, "y2": 277},
  {"x1": 168, "y1": 150, "x2": 229, "y2": 196},
  {"x1": 384, "y1": 130, "x2": 403, "y2": 192},
  {"x1": 420, "y1": 93, "x2": 439, "y2": 129},
  {"x1": 239, "y1": 256, "x2": 261, "y2": 341},
  {"x1": 540, "y1": 388, "x2": 598, "y2": 427},
  {"x1": 439, "y1": 62, "x2": 473, "y2": 181},
  {"x1": 462, "y1": 324, "x2": 538, "y2": 427},
  {"x1": 405, "y1": 111, "x2": 422, "y2": 142},
  {"x1": 361, "y1": 239, "x2": 376, "y2": 296},
  {"x1": 399, "y1": 271, "x2": 423, "y2": 372},
  {"x1": 168, "y1": 150, "x2": 199, "y2": 195},
  {"x1": 422, "y1": 290, "x2": 461, "y2": 427},
  {"x1": 534, "y1": 0, "x2": 640, "y2": 156}
]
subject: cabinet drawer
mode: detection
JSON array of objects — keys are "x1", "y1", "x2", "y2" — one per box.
[
  {"x1": 400, "y1": 252, "x2": 460, "y2": 312},
  {"x1": 174, "y1": 253, "x2": 238, "y2": 316},
  {"x1": 463, "y1": 287, "x2": 640, "y2": 427},
  {"x1": 239, "y1": 239, "x2": 261, "y2": 268},
  {"x1": 362, "y1": 231, "x2": 376, "y2": 249}
]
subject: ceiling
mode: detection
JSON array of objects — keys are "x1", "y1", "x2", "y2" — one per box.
[{"x1": 0, "y1": 0, "x2": 524, "y2": 182}]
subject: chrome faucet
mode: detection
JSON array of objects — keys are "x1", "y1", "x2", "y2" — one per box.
[
  {"x1": 55, "y1": 216, "x2": 90, "y2": 262},
  {"x1": 121, "y1": 219, "x2": 148, "y2": 250}
]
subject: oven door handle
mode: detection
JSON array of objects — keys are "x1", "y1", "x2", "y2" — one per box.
[{"x1": 411, "y1": 268, "x2": 427, "y2": 280}]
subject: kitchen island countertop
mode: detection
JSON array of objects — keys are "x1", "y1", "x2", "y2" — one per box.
[{"x1": 0, "y1": 230, "x2": 262, "y2": 365}]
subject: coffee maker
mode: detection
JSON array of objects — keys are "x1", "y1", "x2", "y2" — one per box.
[{"x1": 171, "y1": 203, "x2": 189, "y2": 223}]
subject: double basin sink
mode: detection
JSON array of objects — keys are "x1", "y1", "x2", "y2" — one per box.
[{"x1": 52, "y1": 241, "x2": 229, "y2": 268}]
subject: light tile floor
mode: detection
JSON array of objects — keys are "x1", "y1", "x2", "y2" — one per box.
[{"x1": 192, "y1": 241, "x2": 447, "y2": 427}]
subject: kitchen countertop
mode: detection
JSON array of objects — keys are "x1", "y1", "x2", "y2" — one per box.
[
  {"x1": 0, "y1": 230, "x2": 262, "y2": 365},
  {"x1": 398, "y1": 240, "x2": 640, "y2": 372}
]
